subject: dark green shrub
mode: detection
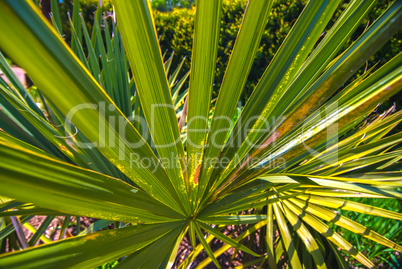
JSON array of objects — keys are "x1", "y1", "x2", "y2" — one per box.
[
  {"x1": 150, "y1": 0, "x2": 195, "y2": 12},
  {"x1": 54, "y1": 0, "x2": 401, "y2": 107},
  {"x1": 56, "y1": 0, "x2": 114, "y2": 45},
  {"x1": 154, "y1": 0, "x2": 401, "y2": 105}
]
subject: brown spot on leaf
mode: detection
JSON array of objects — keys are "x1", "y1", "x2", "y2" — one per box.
[{"x1": 194, "y1": 164, "x2": 201, "y2": 184}]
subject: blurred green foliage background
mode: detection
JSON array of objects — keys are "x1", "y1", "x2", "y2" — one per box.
[{"x1": 53, "y1": 0, "x2": 402, "y2": 106}]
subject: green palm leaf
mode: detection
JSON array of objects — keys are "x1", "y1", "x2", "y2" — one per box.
[{"x1": 0, "y1": 0, "x2": 401, "y2": 268}]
